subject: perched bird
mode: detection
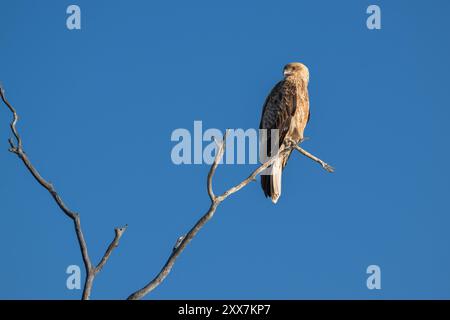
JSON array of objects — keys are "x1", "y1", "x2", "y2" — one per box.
[{"x1": 259, "y1": 62, "x2": 310, "y2": 203}]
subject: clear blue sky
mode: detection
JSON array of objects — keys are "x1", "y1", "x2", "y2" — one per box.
[{"x1": 1, "y1": 0, "x2": 450, "y2": 299}]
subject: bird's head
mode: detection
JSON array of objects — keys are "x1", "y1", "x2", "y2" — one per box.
[{"x1": 283, "y1": 62, "x2": 309, "y2": 83}]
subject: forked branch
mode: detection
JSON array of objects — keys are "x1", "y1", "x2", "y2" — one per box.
[
  {"x1": 1, "y1": 84, "x2": 333, "y2": 300},
  {"x1": 127, "y1": 131, "x2": 333, "y2": 300},
  {"x1": 0, "y1": 85, "x2": 127, "y2": 300}
]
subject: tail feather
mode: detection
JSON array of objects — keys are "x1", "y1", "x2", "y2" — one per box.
[{"x1": 261, "y1": 156, "x2": 283, "y2": 203}]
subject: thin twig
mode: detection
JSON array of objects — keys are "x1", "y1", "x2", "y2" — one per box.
[
  {"x1": 95, "y1": 225, "x2": 128, "y2": 274},
  {"x1": 0, "y1": 86, "x2": 126, "y2": 300},
  {"x1": 127, "y1": 132, "x2": 333, "y2": 300},
  {"x1": 127, "y1": 131, "x2": 228, "y2": 300},
  {"x1": 293, "y1": 145, "x2": 334, "y2": 173},
  {"x1": 1, "y1": 83, "x2": 333, "y2": 300}
]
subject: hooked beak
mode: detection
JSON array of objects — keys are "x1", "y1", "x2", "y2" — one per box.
[{"x1": 283, "y1": 69, "x2": 293, "y2": 77}]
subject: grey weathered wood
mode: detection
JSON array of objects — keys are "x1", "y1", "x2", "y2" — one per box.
[{"x1": 0, "y1": 87, "x2": 127, "y2": 300}]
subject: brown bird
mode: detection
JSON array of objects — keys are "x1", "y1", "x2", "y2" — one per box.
[{"x1": 259, "y1": 62, "x2": 310, "y2": 203}]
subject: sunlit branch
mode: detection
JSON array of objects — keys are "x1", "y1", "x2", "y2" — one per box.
[
  {"x1": 0, "y1": 86, "x2": 127, "y2": 300},
  {"x1": 127, "y1": 132, "x2": 333, "y2": 300}
]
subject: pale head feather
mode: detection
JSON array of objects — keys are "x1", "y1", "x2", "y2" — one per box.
[{"x1": 283, "y1": 62, "x2": 309, "y2": 83}]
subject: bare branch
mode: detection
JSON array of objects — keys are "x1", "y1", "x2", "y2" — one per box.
[
  {"x1": 95, "y1": 225, "x2": 128, "y2": 274},
  {"x1": 127, "y1": 132, "x2": 229, "y2": 300},
  {"x1": 1, "y1": 82, "x2": 333, "y2": 300},
  {"x1": 0, "y1": 87, "x2": 126, "y2": 300},
  {"x1": 0, "y1": 85, "x2": 22, "y2": 151},
  {"x1": 207, "y1": 133, "x2": 227, "y2": 201},
  {"x1": 293, "y1": 145, "x2": 334, "y2": 173},
  {"x1": 216, "y1": 147, "x2": 288, "y2": 202},
  {"x1": 127, "y1": 133, "x2": 334, "y2": 300}
]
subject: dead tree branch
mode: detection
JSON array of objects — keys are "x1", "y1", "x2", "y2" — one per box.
[
  {"x1": 1, "y1": 84, "x2": 333, "y2": 300},
  {"x1": 127, "y1": 132, "x2": 333, "y2": 300},
  {"x1": 293, "y1": 144, "x2": 334, "y2": 173},
  {"x1": 0, "y1": 85, "x2": 127, "y2": 300}
]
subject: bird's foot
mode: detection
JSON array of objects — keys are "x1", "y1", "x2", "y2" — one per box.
[{"x1": 285, "y1": 138, "x2": 297, "y2": 149}]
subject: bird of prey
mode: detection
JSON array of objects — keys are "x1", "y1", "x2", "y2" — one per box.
[{"x1": 259, "y1": 62, "x2": 310, "y2": 203}]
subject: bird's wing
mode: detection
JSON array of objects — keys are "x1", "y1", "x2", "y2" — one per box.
[{"x1": 259, "y1": 80, "x2": 297, "y2": 157}]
